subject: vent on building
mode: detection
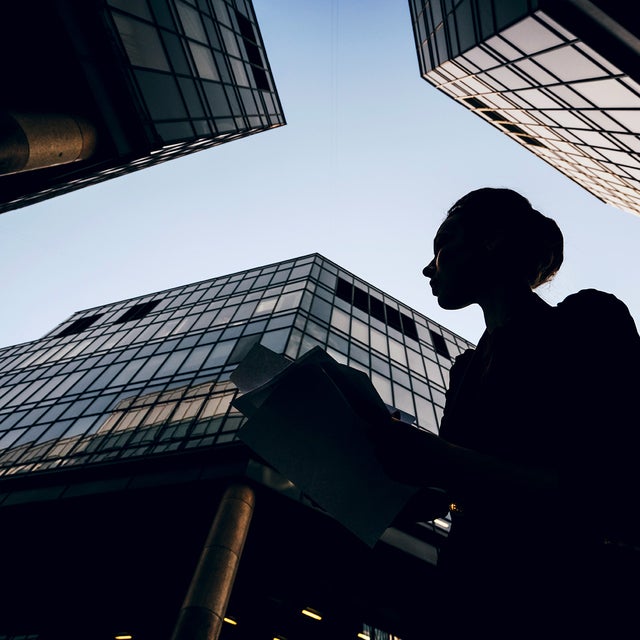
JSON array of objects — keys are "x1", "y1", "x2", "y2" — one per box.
[
  {"x1": 502, "y1": 122, "x2": 527, "y2": 134},
  {"x1": 462, "y1": 96, "x2": 488, "y2": 109},
  {"x1": 115, "y1": 300, "x2": 160, "y2": 324},
  {"x1": 483, "y1": 109, "x2": 505, "y2": 122},
  {"x1": 335, "y1": 277, "x2": 419, "y2": 341},
  {"x1": 520, "y1": 135, "x2": 545, "y2": 148},
  {"x1": 57, "y1": 314, "x2": 103, "y2": 337},
  {"x1": 429, "y1": 329, "x2": 450, "y2": 359}
]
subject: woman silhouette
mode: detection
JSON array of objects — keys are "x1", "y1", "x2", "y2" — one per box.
[{"x1": 372, "y1": 188, "x2": 640, "y2": 636}]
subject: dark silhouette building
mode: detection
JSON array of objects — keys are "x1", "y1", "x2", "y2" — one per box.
[
  {"x1": 409, "y1": 0, "x2": 640, "y2": 215},
  {"x1": 0, "y1": 254, "x2": 474, "y2": 640},
  {"x1": 0, "y1": 0, "x2": 285, "y2": 214}
]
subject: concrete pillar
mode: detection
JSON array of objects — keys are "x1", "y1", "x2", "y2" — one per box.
[
  {"x1": 0, "y1": 112, "x2": 96, "y2": 176},
  {"x1": 170, "y1": 483, "x2": 256, "y2": 640}
]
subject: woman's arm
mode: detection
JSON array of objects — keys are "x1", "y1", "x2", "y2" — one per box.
[{"x1": 370, "y1": 417, "x2": 559, "y2": 509}]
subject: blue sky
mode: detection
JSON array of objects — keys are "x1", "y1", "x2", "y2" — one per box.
[{"x1": 1, "y1": 0, "x2": 639, "y2": 349}]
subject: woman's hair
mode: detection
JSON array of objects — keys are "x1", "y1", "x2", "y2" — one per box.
[{"x1": 447, "y1": 187, "x2": 564, "y2": 289}]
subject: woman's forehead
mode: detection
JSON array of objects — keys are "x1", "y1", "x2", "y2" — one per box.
[{"x1": 435, "y1": 214, "x2": 466, "y2": 239}]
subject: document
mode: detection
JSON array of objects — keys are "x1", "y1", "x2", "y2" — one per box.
[{"x1": 231, "y1": 344, "x2": 420, "y2": 547}]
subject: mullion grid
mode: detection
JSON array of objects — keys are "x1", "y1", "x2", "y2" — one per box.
[
  {"x1": 423, "y1": 8, "x2": 640, "y2": 214},
  {"x1": 0, "y1": 258, "x2": 317, "y2": 476}
]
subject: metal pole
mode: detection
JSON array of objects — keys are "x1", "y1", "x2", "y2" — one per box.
[{"x1": 170, "y1": 482, "x2": 256, "y2": 640}]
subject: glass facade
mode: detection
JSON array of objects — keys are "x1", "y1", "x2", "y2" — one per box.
[
  {"x1": 409, "y1": 0, "x2": 640, "y2": 215},
  {"x1": 0, "y1": 253, "x2": 472, "y2": 640},
  {"x1": 0, "y1": 0, "x2": 285, "y2": 214},
  {"x1": 105, "y1": 0, "x2": 284, "y2": 143},
  {"x1": 0, "y1": 253, "x2": 473, "y2": 482}
]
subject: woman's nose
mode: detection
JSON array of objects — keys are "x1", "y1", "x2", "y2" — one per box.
[{"x1": 423, "y1": 259, "x2": 435, "y2": 278}]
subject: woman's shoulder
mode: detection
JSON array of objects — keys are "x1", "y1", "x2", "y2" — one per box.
[
  {"x1": 556, "y1": 288, "x2": 637, "y2": 329},
  {"x1": 554, "y1": 289, "x2": 640, "y2": 360}
]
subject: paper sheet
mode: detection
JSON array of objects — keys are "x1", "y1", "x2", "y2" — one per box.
[{"x1": 231, "y1": 345, "x2": 420, "y2": 547}]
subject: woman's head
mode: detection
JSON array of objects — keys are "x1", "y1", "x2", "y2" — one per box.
[
  {"x1": 446, "y1": 188, "x2": 564, "y2": 288},
  {"x1": 423, "y1": 187, "x2": 564, "y2": 309}
]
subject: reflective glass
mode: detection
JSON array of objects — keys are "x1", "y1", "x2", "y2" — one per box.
[
  {"x1": 108, "y1": 0, "x2": 153, "y2": 20},
  {"x1": 135, "y1": 70, "x2": 188, "y2": 120},
  {"x1": 113, "y1": 14, "x2": 170, "y2": 71},
  {"x1": 533, "y1": 46, "x2": 605, "y2": 82},
  {"x1": 487, "y1": 67, "x2": 530, "y2": 89},
  {"x1": 260, "y1": 328, "x2": 290, "y2": 354},
  {"x1": 576, "y1": 80, "x2": 640, "y2": 109},
  {"x1": 189, "y1": 41, "x2": 220, "y2": 80},
  {"x1": 370, "y1": 372, "x2": 392, "y2": 406},
  {"x1": 274, "y1": 291, "x2": 303, "y2": 313},
  {"x1": 200, "y1": 341, "x2": 234, "y2": 368},
  {"x1": 331, "y1": 308, "x2": 350, "y2": 334},
  {"x1": 177, "y1": 1, "x2": 208, "y2": 42},
  {"x1": 203, "y1": 81, "x2": 232, "y2": 117},
  {"x1": 484, "y1": 34, "x2": 520, "y2": 60},
  {"x1": 500, "y1": 16, "x2": 562, "y2": 55}
]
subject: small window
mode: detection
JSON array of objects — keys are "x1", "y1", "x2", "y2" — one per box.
[
  {"x1": 400, "y1": 314, "x2": 419, "y2": 341},
  {"x1": 353, "y1": 286, "x2": 369, "y2": 313},
  {"x1": 335, "y1": 277, "x2": 353, "y2": 304},
  {"x1": 429, "y1": 330, "x2": 451, "y2": 359},
  {"x1": 115, "y1": 300, "x2": 160, "y2": 324},
  {"x1": 335, "y1": 277, "x2": 418, "y2": 341},
  {"x1": 369, "y1": 297, "x2": 386, "y2": 324},
  {"x1": 57, "y1": 314, "x2": 103, "y2": 337},
  {"x1": 234, "y1": 9, "x2": 271, "y2": 91},
  {"x1": 385, "y1": 306, "x2": 403, "y2": 333}
]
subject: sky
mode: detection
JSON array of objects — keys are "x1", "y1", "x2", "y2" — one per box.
[{"x1": 1, "y1": 0, "x2": 640, "y2": 349}]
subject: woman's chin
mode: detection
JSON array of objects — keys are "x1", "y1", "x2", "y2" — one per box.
[{"x1": 437, "y1": 293, "x2": 472, "y2": 311}]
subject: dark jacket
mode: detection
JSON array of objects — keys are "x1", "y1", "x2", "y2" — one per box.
[{"x1": 436, "y1": 289, "x2": 640, "y2": 634}]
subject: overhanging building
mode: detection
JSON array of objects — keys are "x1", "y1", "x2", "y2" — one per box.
[
  {"x1": 0, "y1": 0, "x2": 284, "y2": 214},
  {"x1": 0, "y1": 254, "x2": 474, "y2": 640},
  {"x1": 408, "y1": 0, "x2": 640, "y2": 215}
]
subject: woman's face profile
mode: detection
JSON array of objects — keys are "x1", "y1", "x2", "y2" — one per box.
[{"x1": 423, "y1": 213, "x2": 487, "y2": 310}]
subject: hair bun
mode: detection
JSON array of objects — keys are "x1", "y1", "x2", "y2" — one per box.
[{"x1": 447, "y1": 188, "x2": 564, "y2": 289}]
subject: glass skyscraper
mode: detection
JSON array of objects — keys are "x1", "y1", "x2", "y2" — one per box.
[
  {"x1": 409, "y1": 0, "x2": 640, "y2": 215},
  {"x1": 0, "y1": 254, "x2": 474, "y2": 639},
  {"x1": 0, "y1": 0, "x2": 284, "y2": 214}
]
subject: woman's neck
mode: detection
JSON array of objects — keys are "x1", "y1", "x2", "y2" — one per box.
[{"x1": 479, "y1": 285, "x2": 543, "y2": 333}]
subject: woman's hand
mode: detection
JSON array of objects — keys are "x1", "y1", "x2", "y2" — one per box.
[{"x1": 367, "y1": 415, "x2": 451, "y2": 487}]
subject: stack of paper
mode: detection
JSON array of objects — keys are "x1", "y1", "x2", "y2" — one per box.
[{"x1": 231, "y1": 344, "x2": 422, "y2": 547}]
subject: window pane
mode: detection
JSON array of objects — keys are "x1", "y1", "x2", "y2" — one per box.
[
  {"x1": 135, "y1": 70, "x2": 187, "y2": 120},
  {"x1": 274, "y1": 291, "x2": 303, "y2": 313},
  {"x1": 501, "y1": 15, "x2": 562, "y2": 55},
  {"x1": 331, "y1": 308, "x2": 350, "y2": 334},
  {"x1": 177, "y1": 1, "x2": 208, "y2": 42},
  {"x1": 189, "y1": 41, "x2": 220, "y2": 80},
  {"x1": 255, "y1": 297, "x2": 277, "y2": 315},
  {"x1": 203, "y1": 340, "x2": 235, "y2": 368},
  {"x1": 113, "y1": 14, "x2": 170, "y2": 71},
  {"x1": 533, "y1": 46, "x2": 605, "y2": 82}
]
